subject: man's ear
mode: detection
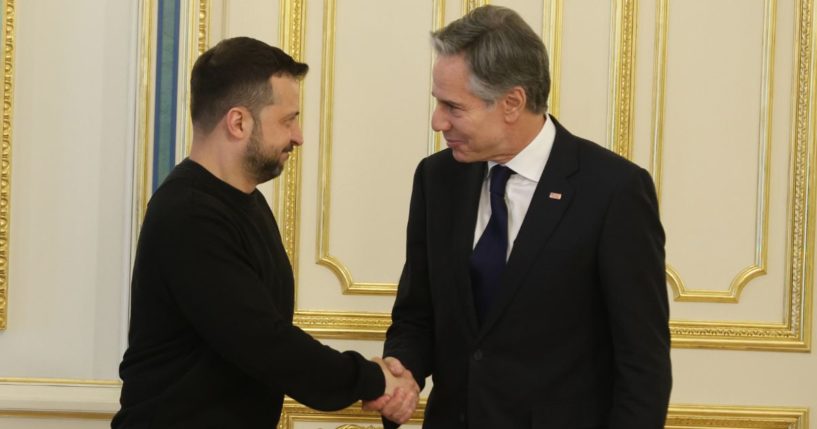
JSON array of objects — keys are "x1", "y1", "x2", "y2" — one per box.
[
  {"x1": 224, "y1": 107, "x2": 253, "y2": 140},
  {"x1": 502, "y1": 86, "x2": 527, "y2": 122}
]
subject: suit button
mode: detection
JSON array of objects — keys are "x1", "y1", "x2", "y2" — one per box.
[{"x1": 473, "y1": 349, "x2": 483, "y2": 361}]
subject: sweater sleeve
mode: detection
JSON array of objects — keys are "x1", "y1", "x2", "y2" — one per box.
[{"x1": 153, "y1": 198, "x2": 384, "y2": 411}]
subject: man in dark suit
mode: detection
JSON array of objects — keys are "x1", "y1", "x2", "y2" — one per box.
[
  {"x1": 371, "y1": 5, "x2": 672, "y2": 428},
  {"x1": 113, "y1": 37, "x2": 418, "y2": 428}
]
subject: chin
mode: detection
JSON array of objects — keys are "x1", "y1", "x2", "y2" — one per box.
[{"x1": 451, "y1": 150, "x2": 477, "y2": 164}]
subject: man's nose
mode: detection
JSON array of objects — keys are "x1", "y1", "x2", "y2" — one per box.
[{"x1": 431, "y1": 104, "x2": 450, "y2": 132}]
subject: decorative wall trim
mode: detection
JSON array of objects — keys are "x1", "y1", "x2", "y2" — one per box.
[
  {"x1": 0, "y1": 410, "x2": 112, "y2": 420},
  {"x1": 0, "y1": 378, "x2": 119, "y2": 385},
  {"x1": 285, "y1": 0, "x2": 814, "y2": 352},
  {"x1": 294, "y1": 311, "x2": 391, "y2": 340},
  {"x1": 277, "y1": 0, "x2": 306, "y2": 300},
  {"x1": 315, "y1": 0, "x2": 395, "y2": 295},
  {"x1": 180, "y1": 0, "x2": 211, "y2": 159},
  {"x1": 609, "y1": 0, "x2": 637, "y2": 158},
  {"x1": 666, "y1": 404, "x2": 808, "y2": 428},
  {"x1": 0, "y1": 380, "x2": 120, "y2": 421},
  {"x1": 663, "y1": 0, "x2": 813, "y2": 351},
  {"x1": 196, "y1": 0, "x2": 209, "y2": 55},
  {"x1": 278, "y1": 397, "x2": 425, "y2": 429},
  {"x1": 654, "y1": 0, "x2": 776, "y2": 304},
  {"x1": 2, "y1": 0, "x2": 212, "y2": 394},
  {"x1": 134, "y1": 0, "x2": 156, "y2": 230},
  {"x1": 428, "y1": 0, "x2": 446, "y2": 154},
  {"x1": 543, "y1": 0, "x2": 563, "y2": 117},
  {"x1": 314, "y1": 0, "x2": 442, "y2": 296},
  {"x1": 462, "y1": 0, "x2": 487, "y2": 14},
  {"x1": 0, "y1": 0, "x2": 14, "y2": 331},
  {"x1": 0, "y1": 382, "x2": 808, "y2": 429}
]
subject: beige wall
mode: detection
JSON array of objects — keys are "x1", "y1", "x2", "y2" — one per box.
[
  {"x1": 0, "y1": 0, "x2": 136, "y2": 427},
  {"x1": 0, "y1": 0, "x2": 815, "y2": 428}
]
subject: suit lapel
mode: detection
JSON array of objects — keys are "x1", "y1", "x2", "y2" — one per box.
[
  {"x1": 451, "y1": 161, "x2": 486, "y2": 336},
  {"x1": 477, "y1": 119, "x2": 579, "y2": 339}
]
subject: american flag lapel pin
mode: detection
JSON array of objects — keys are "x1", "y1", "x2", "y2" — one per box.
[{"x1": 549, "y1": 192, "x2": 562, "y2": 200}]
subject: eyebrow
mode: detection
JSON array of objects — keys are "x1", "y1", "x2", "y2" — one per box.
[{"x1": 432, "y1": 93, "x2": 464, "y2": 110}]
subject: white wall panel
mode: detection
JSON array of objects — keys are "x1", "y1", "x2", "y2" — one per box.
[{"x1": 0, "y1": 0, "x2": 135, "y2": 380}]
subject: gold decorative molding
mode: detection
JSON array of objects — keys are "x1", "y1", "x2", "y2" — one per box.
[
  {"x1": 0, "y1": 378, "x2": 120, "y2": 386},
  {"x1": 278, "y1": 397, "x2": 425, "y2": 429},
  {"x1": 277, "y1": 0, "x2": 306, "y2": 299},
  {"x1": 135, "y1": 0, "x2": 157, "y2": 230},
  {"x1": 294, "y1": 311, "x2": 391, "y2": 340},
  {"x1": 0, "y1": 410, "x2": 114, "y2": 420},
  {"x1": 197, "y1": 0, "x2": 209, "y2": 56},
  {"x1": 666, "y1": 404, "x2": 808, "y2": 428},
  {"x1": 661, "y1": 0, "x2": 813, "y2": 351},
  {"x1": 0, "y1": 386, "x2": 808, "y2": 429},
  {"x1": 650, "y1": 0, "x2": 667, "y2": 203},
  {"x1": 0, "y1": 0, "x2": 14, "y2": 331},
  {"x1": 543, "y1": 0, "x2": 563, "y2": 117},
  {"x1": 609, "y1": 0, "x2": 637, "y2": 158},
  {"x1": 462, "y1": 0, "x2": 487, "y2": 14},
  {"x1": 0, "y1": 402, "x2": 807, "y2": 427},
  {"x1": 428, "y1": 0, "x2": 446, "y2": 154},
  {"x1": 294, "y1": 0, "x2": 814, "y2": 350},
  {"x1": 654, "y1": 0, "x2": 775, "y2": 304},
  {"x1": 182, "y1": 0, "x2": 211, "y2": 158},
  {"x1": 315, "y1": 0, "x2": 393, "y2": 294},
  {"x1": 315, "y1": 0, "x2": 442, "y2": 295}
]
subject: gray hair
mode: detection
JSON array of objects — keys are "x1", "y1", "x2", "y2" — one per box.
[{"x1": 431, "y1": 5, "x2": 550, "y2": 114}]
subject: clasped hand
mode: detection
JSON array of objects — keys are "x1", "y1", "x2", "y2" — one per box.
[{"x1": 363, "y1": 357, "x2": 420, "y2": 424}]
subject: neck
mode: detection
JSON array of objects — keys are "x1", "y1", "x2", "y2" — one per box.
[
  {"x1": 189, "y1": 131, "x2": 256, "y2": 194},
  {"x1": 494, "y1": 112, "x2": 546, "y2": 164}
]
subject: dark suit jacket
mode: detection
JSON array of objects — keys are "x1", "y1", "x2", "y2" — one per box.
[{"x1": 384, "y1": 118, "x2": 672, "y2": 429}]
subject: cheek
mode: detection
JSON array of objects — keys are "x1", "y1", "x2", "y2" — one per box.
[{"x1": 266, "y1": 126, "x2": 287, "y2": 146}]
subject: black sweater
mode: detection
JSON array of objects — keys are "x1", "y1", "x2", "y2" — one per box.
[{"x1": 113, "y1": 159, "x2": 384, "y2": 428}]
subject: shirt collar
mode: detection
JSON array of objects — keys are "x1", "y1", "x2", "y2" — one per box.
[{"x1": 488, "y1": 115, "x2": 556, "y2": 182}]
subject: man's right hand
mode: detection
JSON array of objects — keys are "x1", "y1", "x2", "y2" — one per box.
[{"x1": 363, "y1": 357, "x2": 420, "y2": 425}]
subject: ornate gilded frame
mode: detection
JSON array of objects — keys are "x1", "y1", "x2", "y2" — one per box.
[
  {"x1": 0, "y1": 0, "x2": 15, "y2": 331},
  {"x1": 652, "y1": 0, "x2": 776, "y2": 304},
  {"x1": 0, "y1": 0, "x2": 210, "y2": 393},
  {"x1": 289, "y1": 401, "x2": 812, "y2": 429},
  {"x1": 653, "y1": 0, "x2": 814, "y2": 351},
  {"x1": 289, "y1": 0, "x2": 815, "y2": 353},
  {"x1": 313, "y1": 0, "x2": 446, "y2": 296}
]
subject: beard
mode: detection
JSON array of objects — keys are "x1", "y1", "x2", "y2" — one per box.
[{"x1": 243, "y1": 125, "x2": 289, "y2": 184}]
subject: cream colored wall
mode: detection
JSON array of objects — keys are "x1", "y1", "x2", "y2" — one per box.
[
  {"x1": 0, "y1": 0, "x2": 136, "y2": 427},
  {"x1": 0, "y1": 0, "x2": 815, "y2": 428}
]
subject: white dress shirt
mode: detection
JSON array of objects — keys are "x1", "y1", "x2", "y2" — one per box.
[{"x1": 473, "y1": 116, "x2": 556, "y2": 259}]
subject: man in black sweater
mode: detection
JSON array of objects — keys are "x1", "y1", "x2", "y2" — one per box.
[{"x1": 112, "y1": 37, "x2": 418, "y2": 428}]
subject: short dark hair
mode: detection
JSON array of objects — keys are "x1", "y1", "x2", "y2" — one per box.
[
  {"x1": 432, "y1": 5, "x2": 550, "y2": 113},
  {"x1": 190, "y1": 37, "x2": 309, "y2": 132}
]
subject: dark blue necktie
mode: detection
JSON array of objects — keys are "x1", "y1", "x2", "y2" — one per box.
[{"x1": 470, "y1": 165, "x2": 514, "y2": 324}]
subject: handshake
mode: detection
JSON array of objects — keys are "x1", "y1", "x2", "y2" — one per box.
[{"x1": 363, "y1": 357, "x2": 421, "y2": 424}]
